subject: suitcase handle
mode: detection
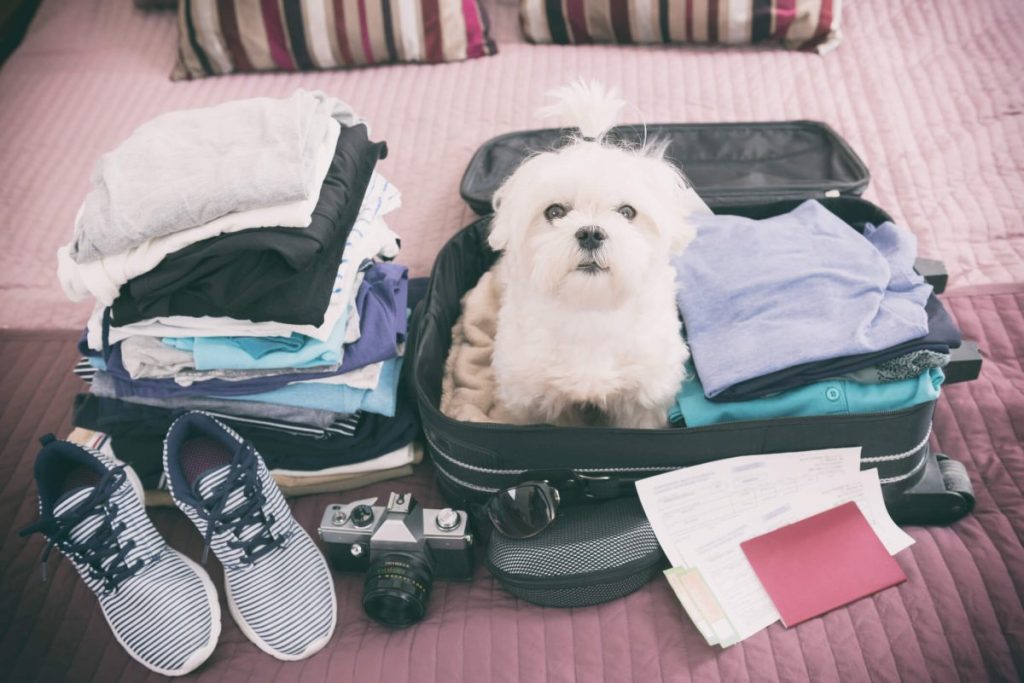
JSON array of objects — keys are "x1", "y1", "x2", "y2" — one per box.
[
  {"x1": 915, "y1": 257, "x2": 948, "y2": 293},
  {"x1": 944, "y1": 341, "x2": 983, "y2": 385}
]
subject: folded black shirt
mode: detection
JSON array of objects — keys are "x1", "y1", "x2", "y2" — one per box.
[
  {"x1": 110, "y1": 124, "x2": 386, "y2": 327},
  {"x1": 73, "y1": 392, "x2": 418, "y2": 488}
]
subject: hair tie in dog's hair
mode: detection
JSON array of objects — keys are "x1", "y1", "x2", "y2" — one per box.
[{"x1": 536, "y1": 79, "x2": 625, "y2": 142}]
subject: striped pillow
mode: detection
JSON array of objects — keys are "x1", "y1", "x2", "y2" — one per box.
[
  {"x1": 173, "y1": 0, "x2": 497, "y2": 80},
  {"x1": 520, "y1": 0, "x2": 842, "y2": 53}
]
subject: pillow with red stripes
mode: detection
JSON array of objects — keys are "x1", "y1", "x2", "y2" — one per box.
[
  {"x1": 173, "y1": 0, "x2": 497, "y2": 80},
  {"x1": 520, "y1": 0, "x2": 842, "y2": 53}
]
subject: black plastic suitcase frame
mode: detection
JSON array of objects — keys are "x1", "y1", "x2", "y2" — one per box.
[{"x1": 408, "y1": 121, "x2": 982, "y2": 526}]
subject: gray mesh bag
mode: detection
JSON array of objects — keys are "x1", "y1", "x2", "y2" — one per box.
[{"x1": 484, "y1": 498, "x2": 666, "y2": 607}]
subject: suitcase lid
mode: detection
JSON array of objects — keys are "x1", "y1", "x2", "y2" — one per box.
[{"x1": 459, "y1": 120, "x2": 870, "y2": 215}]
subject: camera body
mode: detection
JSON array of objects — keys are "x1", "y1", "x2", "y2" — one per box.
[{"x1": 318, "y1": 492, "x2": 474, "y2": 580}]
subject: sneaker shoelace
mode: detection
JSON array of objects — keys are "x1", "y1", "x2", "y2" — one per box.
[
  {"x1": 198, "y1": 442, "x2": 286, "y2": 567},
  {"x1": 19, "y1": 467, "x2": 145, "y2": 593}
]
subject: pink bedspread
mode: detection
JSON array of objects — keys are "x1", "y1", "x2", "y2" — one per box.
[
  {"x1": 1, "y1": 286, "x2": 1023, "y2": 682},
  {"x1": 0, "y1": 0, "x2": 1022, "y2": 329},
  {"x1": 0, "y1": 1, "x2": 1022, "y2": 681}
]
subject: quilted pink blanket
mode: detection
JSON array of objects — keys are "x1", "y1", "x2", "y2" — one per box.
[
  {"x1": 2, "y1": 286, "x2": 1023, "y2": 681},
  {"x1": 0, "y1": 0, "x2": 1022, "y2": 681}
]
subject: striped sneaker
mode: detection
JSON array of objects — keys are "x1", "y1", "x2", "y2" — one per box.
[
  {"x1": 19, "y1": 436, "x2": 220, "y2": 677},
  {"x1": 163, "y1": 412, "x2": 337, "y2": 661}
]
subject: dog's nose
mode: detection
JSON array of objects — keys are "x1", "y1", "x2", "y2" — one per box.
[{"x1": 575, "y1": 226, "x2": 606, "y2": 251}]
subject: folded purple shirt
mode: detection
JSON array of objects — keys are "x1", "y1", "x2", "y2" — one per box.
[
  {"x1": 673, "y1": 200, "x2": 933, "y2": 399},
  {"x1": 337, "y1": 262, "x2": 408, "y2": 372}
]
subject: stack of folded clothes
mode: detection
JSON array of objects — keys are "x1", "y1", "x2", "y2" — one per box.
[
  {"x1": 59, "y1": 90, "x2": 421, "y2": 494},
  {"x1": 670, "y1": 200, "x2": 961, "y2": 427}
]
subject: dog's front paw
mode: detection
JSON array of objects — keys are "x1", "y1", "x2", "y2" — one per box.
[{"x1": 608, "y1": 402, "x2": 671, "y2": 429}]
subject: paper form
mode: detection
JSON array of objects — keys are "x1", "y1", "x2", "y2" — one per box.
[
  {"x1": 636, "y1": 447, "x2": 862, "y2": 567},
  {"x1": 636, "y1": 449, "x2": 914, "y2": 647}
]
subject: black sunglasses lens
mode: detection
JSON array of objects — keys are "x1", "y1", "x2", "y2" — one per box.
[{"x1": 487, "y1": 483, "x2": 558, "y2": 538}]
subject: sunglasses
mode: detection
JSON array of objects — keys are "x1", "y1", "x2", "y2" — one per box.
[{"x1": 484, "y1": 481, "x2": 562, "y2": 539}]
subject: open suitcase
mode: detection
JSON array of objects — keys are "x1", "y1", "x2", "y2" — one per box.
[{"x1": 408, "y1": 121, "x2": 982, "y2": 537}]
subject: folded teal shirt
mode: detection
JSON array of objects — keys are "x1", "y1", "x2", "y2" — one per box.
[
  {"x1": 163, "y1": 300, "x2": 351, "y2": 371},
  {"x1": 220, "y1": 357, "x2": 402, "y2": 417},
  {"x1": 670, "y1": 364, "x2": 944, "y2": 427}
]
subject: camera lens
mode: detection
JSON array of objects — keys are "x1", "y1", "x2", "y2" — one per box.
[{"x1": 362, "y1": 552, "x2": 433, "y2": 628}]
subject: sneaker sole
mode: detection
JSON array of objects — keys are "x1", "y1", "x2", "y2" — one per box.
[{"x1": 223, "y1": 533, "x2": 338, "y2": 661}]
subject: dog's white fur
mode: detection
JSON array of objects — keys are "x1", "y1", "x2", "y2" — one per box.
[{"x1": 488, "y1": 81, "x2": 702, "y2": 428}]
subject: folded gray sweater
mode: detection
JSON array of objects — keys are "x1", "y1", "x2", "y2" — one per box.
[{"x1": 70, "y1": 89, "x2": 360, "y2": 262}]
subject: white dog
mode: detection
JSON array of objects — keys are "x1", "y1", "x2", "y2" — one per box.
[{"x1": 488, "y1": 81, "x2": 704, "y2": 429}]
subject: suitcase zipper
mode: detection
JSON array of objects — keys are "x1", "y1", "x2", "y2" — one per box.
[{"x1": 427, "y1": 426, "x2": 933, "y2": 493}]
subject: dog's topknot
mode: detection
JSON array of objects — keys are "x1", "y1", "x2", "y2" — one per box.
[{"x1": 536, "y1": 79, "x2": 625, "y2": 142}]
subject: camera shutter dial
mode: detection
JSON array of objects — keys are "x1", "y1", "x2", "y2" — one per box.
[
  {"x1": 435, "y1": 508, "x2": 461, "y2": 531},
  {"x1": 351, "y1": 504, "x2": 375, "y2": 527}
]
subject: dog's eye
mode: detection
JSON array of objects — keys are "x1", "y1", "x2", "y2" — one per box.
[
  {"x1": 544, "y1": 204, "x2": 568, "y2": 221},
  {"x1": 617, "y1": 205, "x2": 637, "y2": 220}
]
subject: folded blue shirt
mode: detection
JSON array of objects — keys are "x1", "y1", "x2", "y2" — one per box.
[
  {"x1": 670, "y1": 364, "x2": 943, "y2": 427},
  {"x1": 672, "y1": 200, "x2": 933, "y2": 399},
  {"x1": 164, "y1": 307, "x2": 350, "y2": 372},
  {"x1": 220, "y1": 357, "x2": 403, "y2": 417}
]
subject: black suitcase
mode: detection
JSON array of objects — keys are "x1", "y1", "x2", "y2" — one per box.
[{"x1": 408, "y1": 121, "x2": 981, "y2": 526}]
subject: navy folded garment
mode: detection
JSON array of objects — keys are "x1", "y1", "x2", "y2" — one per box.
[
  {"x1": 72, "y1": 392, "x2": 419, "y2": 489},
  {"x1": 710, "y1": 295, "x2": 962, "y2": 402},
  {"x1": 98, "y1": 348, "x2": 337, "y2": 398}
]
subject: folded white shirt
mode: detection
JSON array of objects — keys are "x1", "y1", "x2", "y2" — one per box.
[
  {"x1": 312, "y1": 361, "x2": 383, "y2": 390},
  {"x1": 70, "y1": 90, "x2": 361, "y2": 262},
  {"x1": 270, "y1": 443, "x2": 414, "y2": 478},
  {"x1": 58, "y1": 118, "x2": 342, "y2": 305}
]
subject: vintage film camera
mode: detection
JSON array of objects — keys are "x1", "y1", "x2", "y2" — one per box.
[{"x1": 318, "y1": 492, "x2": 474, "y2": 627}]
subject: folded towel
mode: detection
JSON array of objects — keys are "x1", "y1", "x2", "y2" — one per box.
[
  {"x1": 439, "y1": 269, "x2": 516, "y2": 424},
  {"x1": 70, "y1": 89, "x2": 361, "y2": 262},
  {"x1": 57, "y1": 118, "x2": 342, "y2": 304}
]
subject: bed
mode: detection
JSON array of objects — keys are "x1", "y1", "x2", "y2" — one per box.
[{"x1": 0, "y1": 1, "x2": 1022, "y2": 681}]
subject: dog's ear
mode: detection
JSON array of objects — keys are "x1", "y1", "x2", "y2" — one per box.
[
  {"x1": 648, "y1": 160, "x2": 699, "y2": 254},
  {"x1": 487, "y1": 180, "x2": 514, "y2": 251},
  {"x1": 669, "y1": 216, "x2": 698, "y2": 254},
  {"x1": 667, "y1": 174, "x2": 699, "y2": 253}
]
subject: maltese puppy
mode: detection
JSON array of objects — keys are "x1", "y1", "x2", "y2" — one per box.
[{"x1": 488, "y1": 81, "x2": 705, "y2": 429}]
